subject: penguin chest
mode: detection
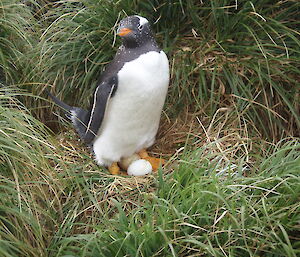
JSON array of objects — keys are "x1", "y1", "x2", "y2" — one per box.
[
  {"x1": 115, "y1": 50, "x2": 169, "y2": 122},
  {"x1": 93, "y1": 51, "x2": 169, "y2": 165}
]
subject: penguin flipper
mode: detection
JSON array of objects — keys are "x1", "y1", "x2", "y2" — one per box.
[{"x1": 71, "y1": 76, "x2": 118, "y2": 145}]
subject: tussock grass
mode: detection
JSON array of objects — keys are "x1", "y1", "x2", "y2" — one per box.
[
  {"x1": 0, "y1": 87, "x2": 54, "y2": 256},
  {"x1": 0, "y1": 0, "x2": 39, "y2": 84},
  {"x1": 46, "y1": 140, "x2": 300, "y2": 257},
  {"x1": 0, "y1": 0, "x2": 299, "y2": 256},
  {"x1": 29, "y1": 0, "x2": 300, "y2": 139},
  {"x1": 0, "y1": 87, "x2": 52, "y2": 176}
]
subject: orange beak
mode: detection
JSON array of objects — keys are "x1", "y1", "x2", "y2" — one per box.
[{"x1": 117, "y1": 27, "x2": 132, "y2": 36}]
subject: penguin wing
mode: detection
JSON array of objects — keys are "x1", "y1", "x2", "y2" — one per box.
[{"x1": 71, "y1": 76, "x2": 118, "y2": 145}]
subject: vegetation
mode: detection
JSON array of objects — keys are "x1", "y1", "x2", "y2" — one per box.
[{"x1": 0, "y1": 0, "x2": 299, "y2": 256}]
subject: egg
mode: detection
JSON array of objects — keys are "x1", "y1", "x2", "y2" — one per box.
[
  {"x1": 119, "y1": 153, "x2": 140, "y2": 170},
  {"x1": 127, "y1": 159, "x2": 152, "y2": 176}
]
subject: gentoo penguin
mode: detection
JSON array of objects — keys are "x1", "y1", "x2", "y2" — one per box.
[{"x1": 48, "y1": 15, "x2": 169, "y2": 174}]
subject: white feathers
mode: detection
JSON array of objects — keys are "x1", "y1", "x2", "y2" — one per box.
[
  {"x1": 127, "y1": 159, "x2": 152, "y2": 176},
  {"x1": 70, "y1": 109, "x2": 77, "y2": 127},
  {"x1": 93, "y1": 50, "x2": 169, "y2": 166},
  {"x1": 135, "y1": 15, "x2": 148, "y2": 26},
  {"x1": 86, "y1": 85, "x2": 100, "y2": 134}
]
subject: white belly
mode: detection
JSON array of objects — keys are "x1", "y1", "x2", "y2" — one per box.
[{"x1": 93, "y1": 51, "x2": 169, "y2": 166}]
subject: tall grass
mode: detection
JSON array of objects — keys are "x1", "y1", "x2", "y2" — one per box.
[
  {"x1": 45, "y1": 140, "x2": 300, "y2": 256},
  {"x1": 0, "y1": 87, "x2": 106, "y2": 256},
  {"x1": 166, "y1": 0, "x2": 300, "y2": 139},
  {"x1": 0, "y1": 87, "x2": 54, "y2": 256},
  {"x1": 0, "y1": 88, "x2": 52, "y2": 175},
  {"x1": 26, "y1": 0, "x2": 300, "y2": 139},
  {"x1": 0, "y1": 0, "x2": 40, "y2": 84},
  {"x1": 0, "y1": 0, "x2": 299, "y2": 256}
]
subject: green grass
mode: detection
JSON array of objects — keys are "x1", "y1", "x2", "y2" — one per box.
[
  {"x1": 0, "y1": 87, "x2": 53, "y2": 256},
  {"x1": 43, "y1": 140, "x2": 300, "y2": 257},
  {"x1": 27, "y1": 0, "x2": 299, "y2": 139},
  {"x1": 0, "y1": 0, "x2": 39, "y2": 83},
  {"x1": 0, "y1": 0, "x2": 299, "y2": 256}
]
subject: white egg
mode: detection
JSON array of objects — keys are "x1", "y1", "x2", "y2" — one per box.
[
  {"x1": 127, "y1": 159, "x2": 152, "y2": 176},
  {"x1": 119, "y1": 153, "x2": 140, "y2": 170}
]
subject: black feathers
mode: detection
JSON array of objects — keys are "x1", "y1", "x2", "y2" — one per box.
[
  {"x1": 48, "y1": 76, "x2": 117, "y2": 145},
  {"x1": 72, "y1": 76, "x2": 118, "y2": 144}
]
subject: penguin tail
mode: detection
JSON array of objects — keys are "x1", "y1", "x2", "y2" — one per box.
[{"x1": 45, "y1": 89, "x2": 73, "y2": 117}]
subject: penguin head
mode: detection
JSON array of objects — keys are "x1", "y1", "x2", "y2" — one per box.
[{"x1": 117, "y1": 15, "x2": 154, "y2": 48}]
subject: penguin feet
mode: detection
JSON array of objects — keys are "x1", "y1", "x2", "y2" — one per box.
[
  {"x1": 108, "y1": 162, "x2": 127, "y2": 175},
  {"x1": 108, "y1": 150, "x2": 165, "y2": 176},
  {"x1": 138, "y1": 149, "x2": 165, "y2": 171},
  {"x1": 108, "y1": 162, "x2": 120, "y2": 175}
]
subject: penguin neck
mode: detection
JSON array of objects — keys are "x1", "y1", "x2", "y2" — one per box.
[
  {"x1": 122, "y1": 36, "x2": 159, "y2": 50},
  {"x1": 122, "y1": 40, "x2": 139, "y2": 49}
]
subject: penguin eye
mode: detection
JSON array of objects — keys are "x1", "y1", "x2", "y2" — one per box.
[{"x1": 138, "y1": 24, "x2": 144, "y2": 30}]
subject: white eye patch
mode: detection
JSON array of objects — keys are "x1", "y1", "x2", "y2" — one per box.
[{"x1": 135, "y1": 15, "x2": 148, "y2": 26}]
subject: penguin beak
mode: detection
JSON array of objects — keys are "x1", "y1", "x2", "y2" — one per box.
[{"x1": 117, "y1": 27, "x2": 132, "y2": 37}]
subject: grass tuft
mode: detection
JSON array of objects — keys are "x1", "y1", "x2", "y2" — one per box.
[
  {"x1": 47, "y1": 140, "x2": 300, "y2": 256},
  {"x1": 0, "y1": 1, "x2": 299, "y2": 256}
]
